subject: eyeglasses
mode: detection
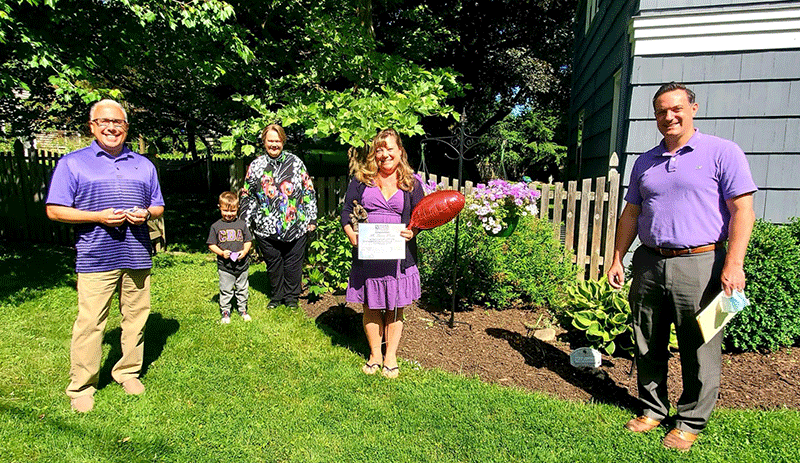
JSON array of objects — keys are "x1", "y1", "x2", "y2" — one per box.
[{"x1": 91, "y1": 118, "x2": 128, "y2": 129}]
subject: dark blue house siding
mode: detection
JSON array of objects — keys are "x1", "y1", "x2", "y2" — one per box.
[{"x1": 568, "y1": 0, "x2": 638, "y2": 180}]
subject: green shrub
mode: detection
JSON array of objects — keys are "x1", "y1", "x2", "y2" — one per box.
[
  {"x1": 417, "y1": 212, "x2": 577, "y2": 309},
  {"x1": 787, "y1": 216, "x2": 800, "y2": 243},
  {"x1": 725, "y1": 219, "x2": 800, "y2": 352},
  {"x1": 303, "y1": 215, "x2": 352, "y2": 299}
]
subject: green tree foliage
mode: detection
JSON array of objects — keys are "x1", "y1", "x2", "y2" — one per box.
[
  {"x1": 373, "y1": 0, "x2": 576, "y2": 133},
  {"x1": 1, "y1": 0, "x2": 462, "y2": 153},
  {"x1": 0, "y1": 0, "x2": 251, "y2": 148},
  {"x1": 477, "y1": 108, "x2": 567, "y2": 181},
  {"x1": 2, "y1": 0, "x2": 575, "y2": 167}
]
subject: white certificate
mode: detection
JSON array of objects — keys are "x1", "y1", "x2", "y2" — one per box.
[{"x1": 357, "y1": 223, "x2": 406, "y2": 260}]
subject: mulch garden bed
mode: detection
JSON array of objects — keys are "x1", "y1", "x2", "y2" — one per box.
[{"x1": 303, "y1": 292, "x2": 800, "y2": 410}]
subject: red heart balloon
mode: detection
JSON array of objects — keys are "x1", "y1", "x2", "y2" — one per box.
[{"x1": 408, "y1": 190, "x2": 465, "y2": 230}]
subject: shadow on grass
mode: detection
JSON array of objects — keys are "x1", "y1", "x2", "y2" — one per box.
[
  {"x1": 162, "y1": 192, "x2": 220, "y2": 252},
  {"x1": 486, "y1": 327, "x2": 640, "y2": 411},
  {"x1": 98, "y1": 312, "x2": 180, "y2": 389},
  {"x1": 248, "y1": 270, "x2": 275, "y2": 301},
  {"x1": 0, "y1": 402, "x2": 176, "y2": 459},
  {"x1": 312, "y1": 303, "x2": 369, "y2": 359},
  {"x1": 0, "y1": 242, "x2": 76, "y2": 304}
]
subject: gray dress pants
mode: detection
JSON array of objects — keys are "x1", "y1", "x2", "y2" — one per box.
[{"x1": 629, "y1": 245, "x2": 726, "y2": 433}]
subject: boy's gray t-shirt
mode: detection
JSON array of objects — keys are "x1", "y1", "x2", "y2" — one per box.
[{"x1": 207, "y1": 218, "x2": 253, "y2": 275}]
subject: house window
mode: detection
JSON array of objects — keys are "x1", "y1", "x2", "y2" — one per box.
[{"x1": 585, "y1": 0, "x2": 599, "y2": 34}]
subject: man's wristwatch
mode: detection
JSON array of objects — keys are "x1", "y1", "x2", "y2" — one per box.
[{"x1": 145, "y1": 210, "x2": 152, "y2": 221}]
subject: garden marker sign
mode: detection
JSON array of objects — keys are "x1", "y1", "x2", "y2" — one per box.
[{"x1": 570, "y1": 347, "x2": 602, "y2": 369}]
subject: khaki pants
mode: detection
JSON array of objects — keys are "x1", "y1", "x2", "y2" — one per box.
[{"x1": 67, "y1": 269, "x2": 151, "y2": 398}]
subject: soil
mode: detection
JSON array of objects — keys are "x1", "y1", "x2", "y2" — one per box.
[{"x1": 302, "y1": 293, "x2": 800, "y2": 411}]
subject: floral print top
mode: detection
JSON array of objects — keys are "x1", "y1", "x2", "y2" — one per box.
[{"x1": 240, "y1": 151, "x2": 317, "y2": 242}]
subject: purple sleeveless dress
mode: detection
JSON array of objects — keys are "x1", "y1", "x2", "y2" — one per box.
[{"x1": 346, "y1": 186, "x2": 422, "y2": 310}]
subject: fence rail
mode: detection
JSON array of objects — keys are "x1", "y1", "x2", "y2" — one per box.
[{"x1": 1, "y1": 144, "x2": 619, "y2": 280}]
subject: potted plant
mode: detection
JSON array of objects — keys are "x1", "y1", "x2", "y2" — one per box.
[{"x1": 468, "y1": 179, "x2": 540, "y2": 236}]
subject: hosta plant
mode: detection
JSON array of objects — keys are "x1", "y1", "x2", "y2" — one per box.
[
  {"x1": 562, "y1": 276, "x2": 677, "y2": 356},
  {"x1": 563, "y1": 276, "x2": 633, "y2": 355}
]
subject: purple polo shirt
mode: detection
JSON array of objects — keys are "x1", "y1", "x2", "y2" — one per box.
[
  {"x1": 46, "y1": 141, "x2": 165, "y2": 273},
  {"x1": 625, "y1": 129, "x2": 757, "y2": 249}
]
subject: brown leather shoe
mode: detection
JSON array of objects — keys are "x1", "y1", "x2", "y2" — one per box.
[
  {"x1": 70, "y1": 395, "x2": 94, "y2": 413},
  {"x1": 663, "y1": 428, "x2": 698, "y2": 451},
  {"x1": 121, "y1": 378, "x2": 145, "y2": 395},
  {"x1": 625, "y1": 415, "x2": 661, "y2": 433}
]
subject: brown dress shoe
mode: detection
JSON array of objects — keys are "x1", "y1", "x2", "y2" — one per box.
[
  {"x1": 625, "y1": 415, "x2": 661, "y2": 433},
  {"x1": 663, "y1": 428, "x2": 698, "y2": 451},
  {"x1": 121, "y1": 378, "x2": 145, "y2": 395},
  {"x1": 70, "y1": 395, "x2": 94, "y2": 413}
]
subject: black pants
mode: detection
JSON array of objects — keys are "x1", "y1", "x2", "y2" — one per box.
[{"x1": 256, "y1": 234, "x2": 307, "y2": 305}]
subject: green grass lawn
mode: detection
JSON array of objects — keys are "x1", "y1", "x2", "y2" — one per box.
[{"x1": 1, "y1": 243, "x2": 798, "y2": 462}]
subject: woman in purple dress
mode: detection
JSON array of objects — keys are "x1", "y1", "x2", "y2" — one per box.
[{"x1": 341, "y1": 129, "x2": 424, "y2": 379}]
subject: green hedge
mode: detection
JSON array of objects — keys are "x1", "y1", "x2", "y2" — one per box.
[
  {"x1": 725, "y1": 218, "x2": 800, "y2": 352},
  {"x1": 417, "y1": 214, "x2": 577, "y2": 310}
]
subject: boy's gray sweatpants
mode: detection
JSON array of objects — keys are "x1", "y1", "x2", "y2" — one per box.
[{"x1": 219, "y1": 269, "x2": 249, "y2": 315}]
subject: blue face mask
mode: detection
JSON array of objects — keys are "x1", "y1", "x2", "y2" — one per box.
[{"x1": 721, "y1": 289, "x2": 750, "y2": 314}]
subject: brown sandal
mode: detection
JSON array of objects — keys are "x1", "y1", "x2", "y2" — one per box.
[
  {"x1": 362, "y1": 362, "x2": 381, "y2": 375},
  {"x1": 624, "y1": 415, "x2": 661, "y2": 433},
  {"x1": 663, "y1": 428, "x2": 697, "y2": 451}
]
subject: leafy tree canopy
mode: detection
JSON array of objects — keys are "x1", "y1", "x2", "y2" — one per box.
[
  {"x1": 373, "y1": 0, "x2": 575, "y2": 135},
  {"x1": 1, "y1": 0, "x2": 462, "y2": 152},
  {"x1": 1, "y1": 0, "x2": 575, "y2": 174}
]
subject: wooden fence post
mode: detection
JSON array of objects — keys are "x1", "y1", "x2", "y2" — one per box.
[
  {"x1": 589, "y1": 176, "x2": 606, "y2": 280},
  {"x1": 603, "y1": 152, "x2": 621, "y2": 276},
  {"x1": 576, "y1": 178, "x2": 592, "y2": 280},
  {"x1": 552, "y1": 182, "x2": 564, "y2": 242}
]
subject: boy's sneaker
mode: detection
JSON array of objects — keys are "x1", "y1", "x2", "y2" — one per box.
[
  {"x1": 220, "y1": 312, "x2": 231, "y2": 324},
  {"x1": 242, "y1": 312, "x2": 252, "y2": 321}
]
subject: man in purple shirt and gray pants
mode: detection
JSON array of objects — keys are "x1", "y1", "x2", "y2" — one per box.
[
  {"x1": 608, "y1": 82, "x2": 756, "y2": 450},
  {"x1": 46, "y1": 99, "x2": 165, "y2": 413}
]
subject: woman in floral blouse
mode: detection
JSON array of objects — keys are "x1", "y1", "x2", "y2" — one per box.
[{"x1": 240, "y1": 124, "x2": 317, "y2": 308}]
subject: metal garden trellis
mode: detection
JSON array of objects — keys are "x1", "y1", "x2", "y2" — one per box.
[{"x1": 420, "y1": 115, "x2": 486, "y2": 328}]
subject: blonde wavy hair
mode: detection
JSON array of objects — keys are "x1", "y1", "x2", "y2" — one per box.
[{"x1": 354, "y1": 129, "x2": 415, "y2": 192}]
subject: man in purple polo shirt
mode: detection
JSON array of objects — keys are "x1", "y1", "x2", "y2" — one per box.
[
  {"x1": 608, "y1": 82, "x2": 756, "y2": 450},
  {"x1": 46, "y1": 99, "x2": 165, "y2": 413}
]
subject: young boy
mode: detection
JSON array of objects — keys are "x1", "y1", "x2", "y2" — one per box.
[{"x1": 207, "y1": 191, "x2": 253, "y2": 324}]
